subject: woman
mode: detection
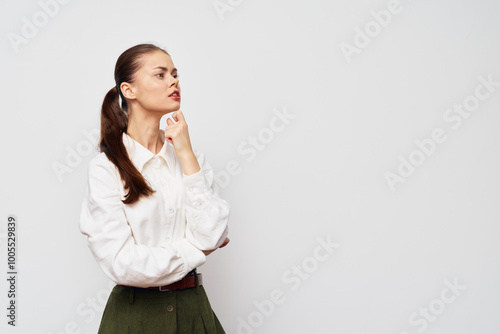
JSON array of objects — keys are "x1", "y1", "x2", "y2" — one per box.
[{"x1": 79, "y1": 43, "x2": 231, "y2": 333}]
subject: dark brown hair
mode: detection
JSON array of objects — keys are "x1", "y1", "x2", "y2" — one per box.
[{"x1": 99, "y1": 43, "x2": 168, "y2": 204}]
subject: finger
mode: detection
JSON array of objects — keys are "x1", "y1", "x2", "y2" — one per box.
[
  {"x1": 174, "y1": 110, "x2": 185, "y2": 123},
  {"x1": 166, "y1": 118, "x2": 174, "y2": 126}
]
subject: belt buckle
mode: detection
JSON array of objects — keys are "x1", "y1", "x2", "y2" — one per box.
[{"x1": 159, "y1": 285, "x2": 173, "y2": 291}]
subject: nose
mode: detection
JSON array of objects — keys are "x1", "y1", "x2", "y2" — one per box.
[{"x1": 170, "y1": 76, "x2": 179, "y2": 87}]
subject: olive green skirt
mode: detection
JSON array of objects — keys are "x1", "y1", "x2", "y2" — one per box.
[{"x1": 97, "y1": 277, "x2": 225, "y2": 334}]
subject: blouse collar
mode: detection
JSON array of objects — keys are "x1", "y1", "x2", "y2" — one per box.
[{"x1": 122, "y1": 130, "x2": 177, "y2": 174}]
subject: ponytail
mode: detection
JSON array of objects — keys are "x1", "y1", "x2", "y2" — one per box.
[{"x1": 99, "y1": 86, "x2": 155, "y2": 204}]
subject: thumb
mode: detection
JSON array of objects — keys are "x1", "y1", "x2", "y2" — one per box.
[{"x1": 166, "y1": 118, "x2": 174, "y2": 126}]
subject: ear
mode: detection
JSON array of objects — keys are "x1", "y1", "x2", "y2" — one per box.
[{"x1": 120, "y1": 82, "x2": 136, "y2": 100}]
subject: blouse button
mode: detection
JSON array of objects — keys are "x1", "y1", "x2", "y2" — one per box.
[{"x1": 169, "y1": 208, "x2": 175, "y2": 213}]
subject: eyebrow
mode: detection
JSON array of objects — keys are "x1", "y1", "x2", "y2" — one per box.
[{"x1": 152, "y1": 66, "x2": 177, "y2": 72}]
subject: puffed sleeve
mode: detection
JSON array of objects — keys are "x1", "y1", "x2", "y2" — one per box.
[
  {"x1": 182, "y1": 149, "x2": 230, "y2": 251},
  {"x1": 79, "y1": 154, "x2": 206, "y2": 288}
]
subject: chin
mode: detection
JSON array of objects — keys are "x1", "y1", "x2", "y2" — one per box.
[{"x1": 159, "y1": 104, "x2": 180, "y2": 114}]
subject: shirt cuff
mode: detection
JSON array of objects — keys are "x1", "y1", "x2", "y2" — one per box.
[{"x1": 174, "y1": 238, "x2": 206, "y2": 271}]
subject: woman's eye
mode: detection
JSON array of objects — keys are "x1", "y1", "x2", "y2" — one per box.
[
  {"x1": 174, "y1": 74, "x2": 180, "y2": 79},
  {"x1": 156, "y1": 73, "x2": 164, "y2": 78}
]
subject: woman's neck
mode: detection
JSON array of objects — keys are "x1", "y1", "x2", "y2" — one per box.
[{"x1": 126, "y1": 113, "x2": 164, "y2": 155}]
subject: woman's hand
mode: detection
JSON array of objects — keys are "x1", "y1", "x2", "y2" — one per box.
[
  {"x1": 202, "y1": 237, "x2": 230, "y2": 256},
  {"x1": 165, "y1": 110, "x2": 201, "y2": 175},
  {"x1": 164, "y1": 110, "x2": 194, "y2": 158}
]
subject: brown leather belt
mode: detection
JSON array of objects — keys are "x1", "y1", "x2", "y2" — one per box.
[{"x1": 122, "y1": 271, "x2": 202, "y2": 291}]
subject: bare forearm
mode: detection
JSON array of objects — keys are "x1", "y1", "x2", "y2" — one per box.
[{"x1": 178, "y1": 151, "x2": 201, "y2": 176}]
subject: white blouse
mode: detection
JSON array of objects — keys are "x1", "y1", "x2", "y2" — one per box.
[{"x1": 79, "y1": 130, "x2": 230, "y2": 288}]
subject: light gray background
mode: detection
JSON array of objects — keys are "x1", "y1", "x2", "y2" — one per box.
[{"x1": 1, "y1": 0, "x2": 499, "y2": 333}]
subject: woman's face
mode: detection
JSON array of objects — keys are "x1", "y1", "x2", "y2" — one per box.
[{"x1": 126, "y1": 51, "x2": 181, "y2": 115}]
